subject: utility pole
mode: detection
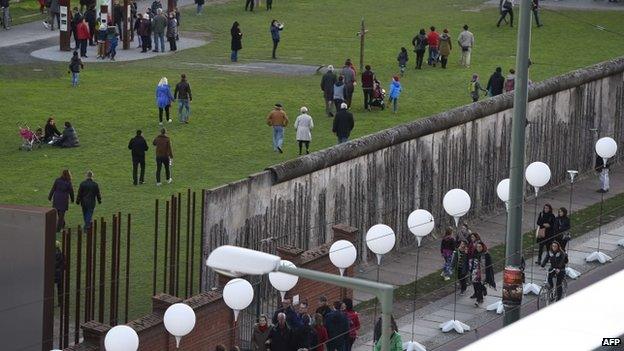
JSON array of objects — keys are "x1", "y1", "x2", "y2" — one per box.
[
  {"x1": 357, "y1": 18, "x2": 368, "y2": 73},
  {"x1": 123, "y1": 0, "x2": 129, "y2": 49},
  {"x1": 503, "y1": 0, "x2": 533, "y2": 326}
]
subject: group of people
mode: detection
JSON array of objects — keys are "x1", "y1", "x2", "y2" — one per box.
[
  {"x1": 42, "y1": 117, "x2": 80, "y2": 147},
  {"x1": 250, "y1": 296, "x2": 360, "y2": 351},
  {"x1": 469, "y1": 66, "x2": 520, "y2": 102},
  {"x1": 410, "y1": 25, "x2": 475, "y2": 70},
  {"x1": 48, "y1": 169, "x2": 102, "y2": 232}
]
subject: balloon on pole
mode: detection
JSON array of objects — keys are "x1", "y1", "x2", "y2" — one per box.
[
  {"x1": 366, "y1": 224, "x2": 396, "y2": 265},
  {"x1": 525, "y1": 162, "x2": 551, "y2": 195},
  {"x1": 407, "y1": 209, "x2": 434, "y2": 246},
  {"x1": 269, "y1": 260, "x2": 299, "y2": 301},
  {"x1": 329, "y1": 240, "x2": 357, "y2": 276},
  {"x1": 223, "y1": 278, "x2": 254, "y2": 321},
  {"x1": 104, "y1": 325, "x2": 139, "y2": 351},
  {"x1": 595, "y1": 137, "x2": 617, "y2": 165},
  {"x1": 164, "y1": 303, "x2": 196, "y2": 348},
  {"x1": 443, "y1": 189, "x2": 471, "y2": 226},
  {"x1": 496, "y1": 178, "x2": 510, "y2": 211}
]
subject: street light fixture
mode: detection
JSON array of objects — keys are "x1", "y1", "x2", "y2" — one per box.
[{"x1": 206, "y1": 245, "x2": 395, "y2": 351}]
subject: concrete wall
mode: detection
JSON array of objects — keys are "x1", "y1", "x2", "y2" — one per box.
[{"x1": 201, "y1": 57, "x2": 624, "y2": 290}]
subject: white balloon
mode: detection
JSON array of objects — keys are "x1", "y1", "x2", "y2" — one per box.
[
  {"x1": 223, "y1": 278, "x2": 254, "y2": 320},
  {"x1": 443, "y1": 189, "x2": 471, "y2": 225},
  {"x1": 496, "y1": 178, "x2": 510, "y2": 203},
  {"x1": 595, "y1": 137, "x2": 617, "y2": 159},
  {"x1": 268, "y1": 260, "x2": 299, "y2": 297},
  {"x1": 366, "y1": 224, "x2": 396, "y2": 256},
  {"x1": 104, "y1": 325, "x2": 139, "y2": 351},
  {"x1": 329, "y1": 240, "x2": 357, "y2": 275},
  {"x1": 164, "y1": 303, "x2": 196, "y2": 348},
  {"x1": 407, "y1": 209, "x2": 434, "y2": 246},
  {"x1": 525, "y1": 162, "x2": 551, "y2": 189}
]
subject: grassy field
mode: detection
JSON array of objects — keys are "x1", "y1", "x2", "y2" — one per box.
[
  {"x1": 1, "y1": 0, "x2": 624, "y2": 319},
  {"x1": 5, "y1": 0, "x2": 47, "y2": 26}
]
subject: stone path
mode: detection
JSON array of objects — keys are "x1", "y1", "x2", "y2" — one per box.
[{"x1": 353, "y1": 215, "x2": 624, "y2": 351}]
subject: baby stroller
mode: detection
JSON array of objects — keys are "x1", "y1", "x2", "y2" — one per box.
[
  {"x1": 18, "y1": 124, "x2": 43, "y2": 151},
  {"x1": 369, "y1": 79, "x2": 386, "y2": 110}
]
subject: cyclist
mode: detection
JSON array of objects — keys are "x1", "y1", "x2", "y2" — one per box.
[{"x1": 540, "y1": 241, "x2": 568, "y2": 301}]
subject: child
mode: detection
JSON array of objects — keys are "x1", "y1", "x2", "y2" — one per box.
[
  {"x1": 106, "y1": 24, "x2": 119, "y2": 61},
  {"x1": 388, "y1": 76, "x2": 402, "y2": 114},
  {"x1": 68, "y1": 51, "x2": 84, "y2": 87},
  {"x1": 440, "y1": 227, "x2": 456, "y2": 281},
  {"x1": 96, "y1": 19, "x2": 107, "y2": 59},
  {"x1": 469, "y1": 73, "x2": 487, "y2": 102},
  {"x1": 397, "y1": 47, "x2": 409, "y2": 76}
]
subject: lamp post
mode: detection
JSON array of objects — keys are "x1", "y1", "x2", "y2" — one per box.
[{"x1": 206, "y1": 245, "x2": 395, "y2": 351}]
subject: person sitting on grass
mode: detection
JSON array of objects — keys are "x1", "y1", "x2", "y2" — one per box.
[
  {"x1": 43, "y1": 116, "x2": 62, "y2": 143},
  {"x1": 52, "y1": 121, "x2": 80, "y2": 147}
]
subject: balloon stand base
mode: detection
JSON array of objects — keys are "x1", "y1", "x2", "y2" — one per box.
[
  {"x1": 523, "y1": 282, "x2": 541, "y2": 295},
  {"x1": 486, "y1": 300, "x2": 504, "y2": 314},
  {"x1": 585, "y1": 251, "x2": 612, "y2": 264},
  {"x1": 440, "y1": 320, "x2": 470, "y2": 334}
]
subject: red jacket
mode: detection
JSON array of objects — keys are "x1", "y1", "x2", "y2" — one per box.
[
  {"x1": 314, "y1": 325, "x2": 328, "y2": 351},
  {"x1": 427, "y1": 31, "x2": 440, "y2": 48},
  {"x1": 77, "y1": 22, "x2": 90, "y2": 40},
  {"x1": 344, "y1": 310, "x2": 360, "y2": 339}
]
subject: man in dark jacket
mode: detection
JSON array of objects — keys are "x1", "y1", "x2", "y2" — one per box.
[
  {"x1": 486, "y1": 67, "x2": 505, "y2": 96},
  {"x1": 71, "y1": 7, "x2": 83, "y2": 49},
  {"x1": 333, "y1": 103, "x2": 354, "y2": 144},
  {"x1": 324, "y1": 302, "x2": 349, "y2": 351},
  {"x1": 53, "y1": 121, "x2": 80, "y2": 147},
  {"x1": 153, "y1": 128, "x2": 173, "y2": 185},
  {"x1": 320, "y1": 66, "x2": 337, "y2": 117},
  {"x1": 151, "y1": 8, "x2": 167, "y2": 52},
  {"x1": 266, "y1": 313, "x2": 293, "y2": 351},
  {"x1": 271, "y1": 298, "x2": 300, "y2": 330},
  {"x1": 174, "y1": 74, "x2": 192, "y2": 123},
  {"x1": 84, "y1": 5, "x2": 97, "y2": 45},
  {"x1": 128, "y1": 130, "x2": 149, "y2": 185},
  {"x1": 76, "y1": 170, "x2": 102, "y2": 230},
  {"x1": 361, "y1": 65, "x2": 375, "y2": 111}
]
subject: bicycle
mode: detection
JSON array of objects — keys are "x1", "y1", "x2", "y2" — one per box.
[{"x1": 537, "y1": 268, "x2": 567, "y2": 310}]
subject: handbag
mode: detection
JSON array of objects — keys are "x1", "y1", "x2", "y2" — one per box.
[{"x1": 536, "y1": 227, "x2": 546, "y2": 239}]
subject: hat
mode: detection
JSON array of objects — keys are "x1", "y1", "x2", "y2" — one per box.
[
  {"x1": 443, "y1": 28, "x2": 448, "y2": 33},
  {"x1": 300, "y1": 106, "x2": 308, "y2": 113},
  {"x1": 275, "y1": 103, "x2": 283, "y2": 108},
  {"x1": 340, "y1": 102, "x2": 348, "y2": 110}
]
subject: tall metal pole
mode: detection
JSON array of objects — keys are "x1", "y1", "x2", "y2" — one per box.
[{"x1": 503, "y1": 0, "x2": 532, "y2": 326}]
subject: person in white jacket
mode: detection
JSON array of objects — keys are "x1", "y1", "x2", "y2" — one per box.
[{"x1": 294, "y1": 106, "x2": 314, "y2": 155}]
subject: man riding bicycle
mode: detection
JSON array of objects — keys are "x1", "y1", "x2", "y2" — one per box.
[{"x1": 540, "y1": 241, "x2": 568, "y2": 301}]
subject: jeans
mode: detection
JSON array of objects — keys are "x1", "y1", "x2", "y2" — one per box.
[
  {"x1": 460, "y1": 48, "x2": 472, "y2": 67},
  {"x1": 415, "y1": 49, "x2": 425, "y2": 68},
  {"x1": 442, "y1": 253, "x2": 453, "y2": 277},
  {"x1": 132, "y1": 157, "x2": 145, "y2": 184},
  {"x1": 600, "y1": 168, "x2": 610, "y2": 191},
  {"x1": 154, "y1": 32, "x2": 165, "y2": 52},
  {"x1": 71, "y1": 72, "x2": 79, "y2": 87},
  {"x1": 272, "y1": 126, "x2": 284, "y2": 151},
  {"x1": 390, "y1": 97, "x2": 398, "y2": 113},
  {"x1": 324, "y1": 95, "x2": 334, "y2": 116},
  {"x1": 2, "y1": 6, "x2": 10, "y2": 28},
  {"x1": 231, "y1": 50, "x2": 238, "y2": 61},
  {"x1": 533, "y1": 9, "x2": 542, "y2": 26},
  {"x1": 547, "y1": 270, "x2": 566, "y2": 301},
  {"x1": 108, "y1": 39, "x2": 118, "y2": 59},
  {"x1": 156, "y1": 156, "x2": 170, "y2": 183},
  {"x1": 178, "y1": 99, "x2": 190, "y2": 122},
  {"x1": 363, "y1": 88, "x2": 373, "y2": 109},
  {"x1": 428, "y1": 46, "x2": 439, "y2": 65},
  {"x1": 272, "y1": 39, "x2": 279, "y2": 58},
  {"x1": 196, "y1": 4, "x2": 203, "y2": 14},
  {"x1": 49, "y1": 11, "x2": 60, "y2": 29},
  {"x1": 337, "y1": 136, "x2": 348, "y2": 144},
  {"x1": 82, "y1": 206, "x2": 94, "y2": 229},
  {"x1": 472, "y1": 282, "x2": 485, "y2": 303}
]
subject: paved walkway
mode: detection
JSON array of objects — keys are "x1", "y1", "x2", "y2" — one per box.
[{"x1": 354, "y1": 214, "x2": 624, "y2": 351}]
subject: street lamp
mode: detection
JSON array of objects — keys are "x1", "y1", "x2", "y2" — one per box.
[
  {"x1": 104, "y1": 325, "x2": 139, "y2": 351},
  {"x1": 329, "y1": 240, "x2": 357, "y2": 276},
  {"x1": 163, "y1": 303, "x2": 197, "y2": 348},
  {"x1": 206, "y1": 245, "x2": 395, "y2": 351}
]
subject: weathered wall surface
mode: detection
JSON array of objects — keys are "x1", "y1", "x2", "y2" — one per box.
[{"x1": 201, "y1": 58, "x2": 624, "y2": 290}]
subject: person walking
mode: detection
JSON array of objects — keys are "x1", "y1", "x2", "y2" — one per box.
[
  {"x1": 411, "y1": 29, "x2": 428, "y2": 69},
  {"x1": 325, "y1": 302, "x2": 349, "y2": 351},
  {"x1": 341, "y1": 59, "x2": 356, "y2": 107},
  {"x1": 76, "y1": 18, "x2": 90, "y2": 57},
  {"x1": 68, "y1": 51, "x2": 84, "y2": 87},
  {"x1": 333, "y1": 103, "x2": 354, "y2": 144},
  {"x1": 532, "y1": 0, "x2": 543, "y2": 27},
  {"x1": 174, "y1": 74, "x2": 192, "y2": 123},
  {"x1": 84, "y1": 5, "x2": 96, "y2": 45},
  {"x1": 439, "y1": 29, "x2": 452, "y2": 69},
  {"x1": 361, "y1": 65, "x2": 375, "y2": 111},
  {"x1": 396, "y1": 47, "x2": 408, "y2": 76},
  {"x1": 153, "y1": 128, "x2": 173, "y2": 185},
  {"x1": 504, "y1": 68, "x2": 516, "y2": 92},
  {"x1": 45, "y1": 0, "x2": 60, "y2": 30},
  {"x1": 596, "y1": 154, "x2": 610, "y2": 193},
  {"x1": 440, "y1": 228, "x2": 456, "y2": 280},
  {"x1": 245, "y1": 0, "x2": 254, "y2": 11},
  {"x1": 75, "y1": 170, "x2": 101, "y2": 230},
  {"x1": 294, "y1": 106, "x2": 314, "y2": 155},
  {"x1": 71, "y1": 7, "x2": 83, "y2": 49},
  {"x1": 156, "y1": 77, "x2": 174, "y2": 125},
  {"x1": 48, "y1": 170, "x2": 75, "y2": 232},
  {"x1": 388, "y1": 76, "x2": 401, "y2": 114},
  {"x1": 497, "y1": 0, "x2": 514, "y2": 27},
  {"x1": 106, "y1": 24, "x2": 119, "y2": 61},
  {"x1": 1, "y1": 0, "x2": 11, "y2": 30},
  {"x1": 128, "y1": 130, "x2": 148, "y2": 185},
  {"x1": 486, "y1": 67, "x2": 505, "y2": 96},
  {"x1": 469, "y1": 74, "x2": 487, "y2": 102},
  {"x1": 426, "y1": 26, "x2": 440, "y2": 66},
  {"x1": 469, "y1": 241, "x2": 495, "y2": 307},
  {"x1": 372, "y1": 318, "x2": 402, "y2": 351},
  {"x1": 152, "y1": 8, "x2": 167, "y2": 52},
  {"x1": 457, "y1": 25, "x2": 474, "y2": 68},
  {"x1": 451, "y1": 240, "x2": 470, "y2": 295},
  {"x1": 333, "y1": 75, "x2": 346, "y2": 113},
  {"x1": 231, "y1": 21, "x2": 242, "y2": 62},
  {"x1": 266, "y1": 0, "x2": 272, "y2": 10},
  {"x1": 96, "y1": 19, "x2": 107, "y2": 58},
  {"x1": 342, "y1": 299, "x2": 360, "y2": 351},
  {"x1": 251, "y1": 315, "x2": 271, "y2": 351},
  {"x1": 553, "y1": 207, "x2": 571, "y2": 250},
  {"x1": 270, "y1": 19, "x2": 283, "y2": 59},
  {"x1": 266, "y1": 103, "x2": 288, "y2": 153},
  {"x1": 321, "y1": 65, "x2": 337, "y2": 116},
  {"x1": 138, "y1": 13, "x2": 151, "y2": 52},
  {"x1": 166, "y1": 12, "x2": 178, "y2": 51},
  {"x1": 540, "y1": 241, "x2": 568, "y2": 301},
  {"x1": 266, "y1": 313, "x2": 293, "y2": 351},
  {"x1": 194, "y1": 0, "x2": 204, "y2": 14},
  {"x1": 536, "y1": 203, "x2": 556, "y2": 264}
]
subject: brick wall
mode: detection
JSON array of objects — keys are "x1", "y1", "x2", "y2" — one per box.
[{"x1": 65, "y1": 224, "x2": 357, "y2": 351}]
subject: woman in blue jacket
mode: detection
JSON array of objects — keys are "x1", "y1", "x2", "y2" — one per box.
[{"x1": 156, "y1": 77, "x2": 174, "y2": 125}]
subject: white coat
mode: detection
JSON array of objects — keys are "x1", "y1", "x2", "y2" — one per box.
[{"x1": 294, "y1": 113, "x2": 314, "y2": 141}]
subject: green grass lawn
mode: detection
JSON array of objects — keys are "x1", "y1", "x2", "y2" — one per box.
[
  {"x1": 5, "y1": 0, "x2": 46, "y2": 26},
  {"x1": 1, "y1": 0, "x2": 624, "y2": 319}
]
